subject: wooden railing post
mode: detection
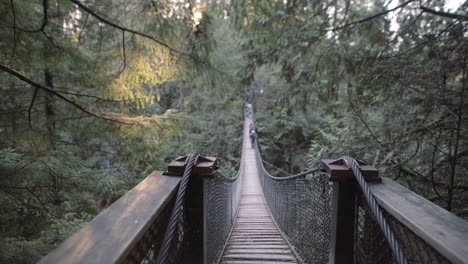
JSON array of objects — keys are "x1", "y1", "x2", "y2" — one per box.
[
  {"x1": 328, "y1": 175, "x2": 357, "y2": 264},
  {"x1": 321, "y1": 158, "x2": 379, "y2": 264},
  {"x1": 184, "y1": 172, "x2": 204, "y2": 263},
  {"x1": 165, "y1": 155, "x2": 218, "y2": 264}
]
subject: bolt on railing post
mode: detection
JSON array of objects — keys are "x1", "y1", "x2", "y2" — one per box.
[{"x1": 321, "y1": 158, "x2": 379, "y2": 264}]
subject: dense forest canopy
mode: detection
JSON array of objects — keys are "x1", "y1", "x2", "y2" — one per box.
[{"x1": 0, "y1": 0, "x2": 466, "y2": 262}]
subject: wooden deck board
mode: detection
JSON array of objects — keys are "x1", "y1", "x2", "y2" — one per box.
[{"x1": 220, "y1": 132, "x2": 299, "y2": 264}]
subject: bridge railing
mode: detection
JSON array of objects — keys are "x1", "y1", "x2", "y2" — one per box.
[
  {"x1": 254, "y1": 143, "x2": 468, "y2": 264},
  {"x1": 254, "y1": 143, "x2": 332, "y2": 263},
  {"x1": 38, "y1": 171, "x2": 183, "y2": 264},
  {"x1": 203, "y1": 125, "x2": 246, "y2": 263},
  {"x1": 360, "y1": 177, "x2": 468, "y2": 264},
  {"x1": 39, "y1": 168, "x2": 245, "y2": 264},
  {"x1": 38, "y1": 118, "x2": 248, "y2": 264}
]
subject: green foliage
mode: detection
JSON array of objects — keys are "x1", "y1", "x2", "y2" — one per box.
[
  {"x1": 0, "y1": 219, "x2": 85, "y2": 264},
  {"x1": 0, "y1": 0, "x2": 467, "y2": 263},
  {"x1": 233, "y1": 0, "x2": 467, "y2": 216}
]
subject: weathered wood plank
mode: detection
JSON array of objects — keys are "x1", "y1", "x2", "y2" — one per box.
[
  {"x1": 223, "y1": 260, "x2": 297, "y2": 264},
  {"x1": 369, "y1": 177, "x2": 468, "y2": 264},
  {"x1": 223, "y1": 254, "x2": 297, "y2": 261},
  {"x1": 227, "y1": 241, "x2": 288, "y2": 245},
  {"x1": 220, "y1": 142, "x2": 299, "y2": 264},
  {"x1": 227, "y1": 245, "x2": 290, "y2": 250},
  {"x1": 226, "y1": 249, "x2": 292, "y2": 254},
  {"x1": 38, "y1": 171, "x2": 180, "y2": 264}
]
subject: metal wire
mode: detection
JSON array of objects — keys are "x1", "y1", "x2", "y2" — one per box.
[
  {"x1": 140, "y1": 106, "x2": 445, "y2": 264},
  {"x1": 262, "y1": 159, "x2": 319, "y2": 179},
  {"x1": 255, "y1": 143, "x2": 332, "y2": 264},
  {"x1": 342, "y1": 156, "x2": 408, "y2": 264},
  {"x1": 204, "y1": 171, "x2": 243, "y2": 264},
  {"x1": 155, "y1": 153, "x2": 200, "y2": 264},
  {"x1": 124, "y1": 193, "x2": 177, "y2": 264},
  {"x1": 203, "y1": 117, "x2": 249, "y2": 264},
  {"x1": 355, "y1": 193, "x2": 395, "y2": 264},
  {"x1": 381, "y1": 209, "x2": 450, "y2": 264}
]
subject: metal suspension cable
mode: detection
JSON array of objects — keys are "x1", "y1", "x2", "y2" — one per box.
[
  {"x1": 342, "y1": 156, "x2": 408, "y2": 264},
  {"x1": 257, "y1": 148, "x2": 319, "y2": 180},
  {"x1": 289, "y1": 167, "x2": 320, "y2": 178},
  {"x1": 262, "y1": 159, "x2": 290, "y2": 175},
  {"x1": 251, "y1": 113, "x2": 319, "y2": 180},
  {"x1": 155, "y1": 153, "x2": 200, "y2": 264}
]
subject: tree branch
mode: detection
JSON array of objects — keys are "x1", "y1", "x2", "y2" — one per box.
[
  {"x1": 24, "y1": 0, "x2": 49, "y2": 33},
  {"x1": 68, "y1": 0, "x2": 190, "y2": 57},
  {"x1": 52, "y1": 88, "x2": 146, "y2": 103},
  {"x1": 77, "y1": 12, "x2": 89, "y2": 43},
  {"x1": 0, "y1": 63, "x2": 132, "y2": 125},
  {"x1": 327, "y1": 0, "x2": 415, "y2": 31},
  {"x1": 348, "y1": 100, "x2": 383, "y2": 145},
  {"x1": 8, "y1": 0, "x2": 17, "y2": 64},
  {"x1": 115, "y1": 30, "x2": 127, "y2": 77},
  {"x1": 420, "y1": 5, "x2": 468, "y2": 21},
  {"x1": 28, "y1": 87, "x2": 39, "y2": 129},
  {"x1": 93, "y1": 25, "x2": 103, "y2": 71}
]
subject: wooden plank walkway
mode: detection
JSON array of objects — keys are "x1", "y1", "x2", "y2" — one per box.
[{"x1": 220, "y1": 119, "x2": 299, "y2": 264}]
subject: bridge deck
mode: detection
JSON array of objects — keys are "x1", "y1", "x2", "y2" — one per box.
[{"x1": 220, "y1": 119, "x2": 299, "y2": 264}]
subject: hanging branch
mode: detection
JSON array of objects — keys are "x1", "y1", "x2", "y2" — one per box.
[
  {"x1": 8, "y1": 0, "x2": 17, "y2": 64},
  {"x1": 77, "y1": 12, "x2": 90, "y2": 43},
  {"x1": 324, "y1": 0, "x2": 466, "y2": 33},
  {"x1": 93, "y1": 25, "x2": 103, "y2": 71},
  {"x1": 420, "y1": 5, "x2": 468, "y2": 21},
  {"x1": 0, "y1": 63, "x2": 132, "y2": 125},
  {"x1": 121, "y1": 31, "x2": 126, "y2": 66},
  {"x1": 348, "y1": 100, "x2": 384, "y2": 146},
  {"x1": 28, "y1": 87, "x2": 39, "y2": 129},
  {"x1": 430, "y1": 130, "x2": 445, "y2": 204},
  {"x1": 69, "y1": 0, "x2": 234, "y2": 79},
  {"x1": 115, "y1": 30, "x2": 127, "y2": 77},
  {"x1": 41, "y1": 30, "x2": 65, "y2": 51},
  {"x1": 51, "y1": 88, "x2": 146, "y2": 103},
  {"x1": 24, "y1": 0, "x2": 49, "y2": 33},
  {"x1": 68, "y1": 0, "x2": 190, "y2": 57},
  {"x1": 326, "y1": 0, "x2": 416, "y2": 31}
]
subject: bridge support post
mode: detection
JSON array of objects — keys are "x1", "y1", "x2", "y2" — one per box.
[
  {"x1": 321, "y1": 158, "x2": 379, "y2": 264},
  {"x1": 329, "y1": 180, "x2": 357, "y2": 264},
  {"x1": 165, "y1": 155, "x2": 219, "y2": 264}
]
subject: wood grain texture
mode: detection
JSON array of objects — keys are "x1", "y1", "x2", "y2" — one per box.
[
  {"x1": 369, "y1": 177, "x2": 468, "y2": 264},
  {"x1": 220, "y1": 144, "x2": 299, "y2": 264},
  {"x1": 38, "y1": 172, "x2": 181, "y2": 264}
]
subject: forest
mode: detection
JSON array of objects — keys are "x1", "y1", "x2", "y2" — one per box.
[{"x1": 0, "y1": 0, "x2": 466, "y2": 263}]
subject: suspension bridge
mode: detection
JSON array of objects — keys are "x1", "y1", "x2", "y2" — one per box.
[{"x1": 39, "y1": 104, "x2": 468, "y2": 264}]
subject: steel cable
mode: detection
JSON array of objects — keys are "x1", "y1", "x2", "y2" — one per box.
[
  {"x1": 254, "y1": 142, "x2": 332, "y2": 263},
  {"x1": 155, "y1": 153, "x2": 199, "y2": 264},
  {"x1": 258, "y1": 146, "x2": 319, "y2": 180},
  {"x1": 342, "y1": 156, "x2": 408, "y2": 264}
]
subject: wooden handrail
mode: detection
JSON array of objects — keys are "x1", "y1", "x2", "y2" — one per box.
[
  {"x1": 369, "y1": 177, "x2": 468, "y2": 264},
  {"x1": 38, "y1": 171, "x2": 181, "y2": 264}
]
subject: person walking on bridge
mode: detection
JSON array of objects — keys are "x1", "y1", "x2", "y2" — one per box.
[
  {"x1": 249, "y1": 126, "x2": 256, "y2": 148},
  {"x1": 245, "y1": 104, "x2": 252, "y2": 117}
]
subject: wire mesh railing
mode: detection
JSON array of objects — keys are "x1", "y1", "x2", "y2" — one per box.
[
  {"x1": 204, "y1": 170, "x2": 243, "y2": 264},
  {"x1": 253, "y1": 140, "x2": 461, "y2": 264},
  {"x1": 203, "y1": 118, "x2": 248, "y2": 264},
  {"x1": 355, "y1": 190, "x2": 452, "y2": 264},
  {"x1": 254, "y1": 144, "x2": 332, "y2": 263},
  {"x1": 129, "y1": 193, "x2": 192, "y2": 264},
  {"x1": 39, "y1": 103, "x2": 466, "y2": 264}
]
